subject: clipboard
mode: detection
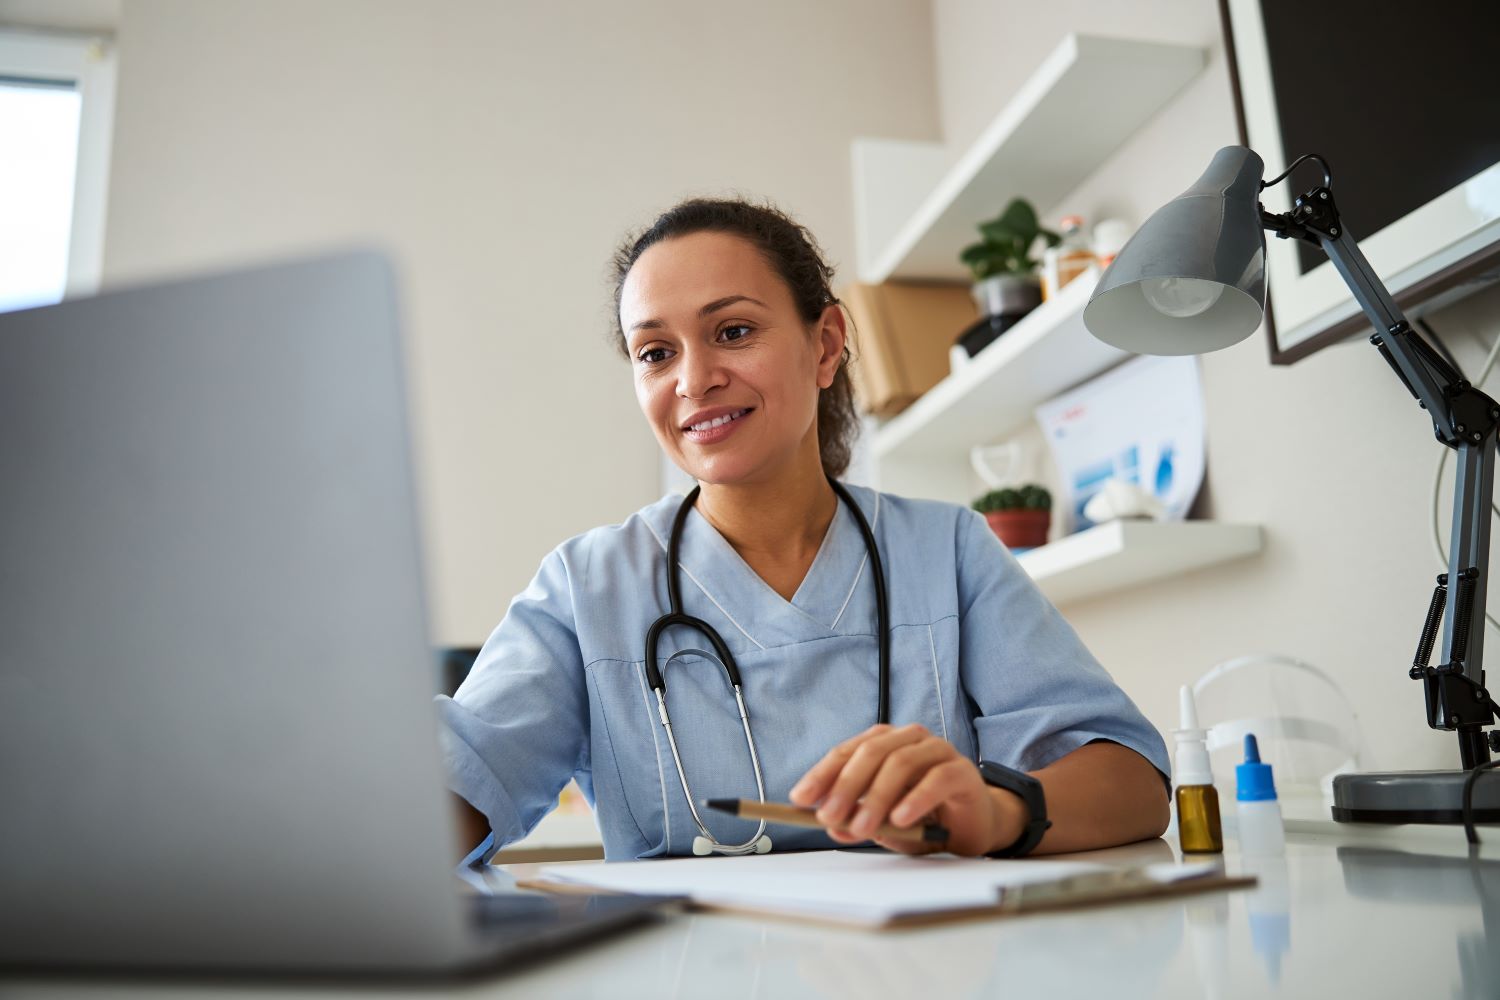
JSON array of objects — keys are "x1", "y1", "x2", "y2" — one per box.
[{"x1": 512, "y1": 854, "x2": 1256, "y2": 931}]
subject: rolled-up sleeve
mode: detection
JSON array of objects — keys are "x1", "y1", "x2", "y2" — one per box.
[
  {"x1": 955, "y1": 509, "x2": 1170, "y2": 782},
  {"x1": 433, "y1": 547, "x2": 588, "y2": 849}
]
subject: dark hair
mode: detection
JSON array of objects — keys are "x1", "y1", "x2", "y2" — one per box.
[{"x1": 609, "y1": 196, "x2": 859, "y2": 480}]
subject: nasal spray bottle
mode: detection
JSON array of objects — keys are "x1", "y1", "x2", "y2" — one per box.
[
  {"x1": 1236, "y1": 733, "x2": 1286, "y2": 856},
  {"x1": 1174, "y1": 686, "x2": 1223, "y2": 853}
]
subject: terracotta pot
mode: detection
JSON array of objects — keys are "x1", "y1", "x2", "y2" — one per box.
[{"x1": 984, "y1": 509, "x2": 1050, "y2": 549}]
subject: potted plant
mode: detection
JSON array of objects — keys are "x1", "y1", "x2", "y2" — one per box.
[
  {"x1": 956, "y1": 199, "x2": 1060, "y2": 357},
  {"x1": 973, "y1": 484, "x2": 1052, "y2": 550}
]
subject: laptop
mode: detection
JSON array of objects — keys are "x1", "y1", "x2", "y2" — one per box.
[{"x1": 0, "y1": 252, "x2": 674, "y2": 975}]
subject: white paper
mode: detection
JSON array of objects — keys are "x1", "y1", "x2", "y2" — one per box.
[
  {"x1": 1034, "y1": 355, "x2": 1206, "y2": 533},
  {"x1": 531, "y1": 850, "x2": 1220, "y2": 926}
]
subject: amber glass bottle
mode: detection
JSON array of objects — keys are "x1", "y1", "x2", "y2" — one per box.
[
  {"x1": 1176, "y1": 782, "x2": 1224, "y2": 854},
  {"x1": 1174, "y1": 686, "x2": 1224, "y2": 854}
]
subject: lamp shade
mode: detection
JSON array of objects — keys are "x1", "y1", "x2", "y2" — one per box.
[{"x1": 1083, "y1": 146, "x2": 1268, "y2": 355}]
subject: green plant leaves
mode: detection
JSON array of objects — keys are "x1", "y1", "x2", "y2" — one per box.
[
  {"x1": 971, "y1": 484, "x2": 1051, "y2": 513},
  {"x1": 961, "y1": 197, "x2": 1062, "y2": 281},
  {"x1": 1019, "y1": 484, "x2": 1052, "y2": 511},
  {"x1": 980, "y1": 198, "x2": 1040, "y2": 244}
]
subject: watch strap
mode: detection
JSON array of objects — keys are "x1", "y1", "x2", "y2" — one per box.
[{"x1": 978, "y1": 760, "x2": 1052, "y2": 858}]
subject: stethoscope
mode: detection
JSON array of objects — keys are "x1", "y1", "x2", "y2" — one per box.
[{"x1": 645, "y1": 477, "x2": 890, "y2": 856}]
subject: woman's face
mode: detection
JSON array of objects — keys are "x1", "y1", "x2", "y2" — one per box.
[{"x1": 620, "y1": 231, "x2": 845, "y2": 486}]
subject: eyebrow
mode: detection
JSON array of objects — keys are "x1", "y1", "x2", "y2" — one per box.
[{"x1": 628, "y1": 295, "x2": 769, "y2": 334}]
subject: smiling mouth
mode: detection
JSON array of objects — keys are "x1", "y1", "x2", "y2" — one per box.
[{"x1": 684, "y1": 408, "x2": 752, "y2": 433}]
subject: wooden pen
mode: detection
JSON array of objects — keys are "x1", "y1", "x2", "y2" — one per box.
[{"x1": 706, "y1": 798, "x2": 949, "y2": 846}]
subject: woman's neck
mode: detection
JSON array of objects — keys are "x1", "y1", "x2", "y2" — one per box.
[{"x1": 695, "y1": 457, "x2": 838, "y2": 566}]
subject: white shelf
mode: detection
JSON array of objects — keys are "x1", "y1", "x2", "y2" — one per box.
[
  {"x1": 853, "y1": 33, "x2": 1205, "y2": 284},
  {"x1": 872, "y1": 272, "x2": 1126, "y2": 495},
  {"x1": 1017, "y1": 520, "x2": 1264, "y2": 605}
]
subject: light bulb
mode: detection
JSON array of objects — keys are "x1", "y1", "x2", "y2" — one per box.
[{"x1": 1141, "y1": 277, "x2": 1225, "y2": 318}]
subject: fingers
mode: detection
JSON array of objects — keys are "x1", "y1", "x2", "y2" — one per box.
[
  {"x1": 810, "y1": 724, "x2": 931, "y2": 828},
  {"x1": 844, "y1": 739, "x2": 956, "y2": 838},
  {"x1": 825, "y1": 825, "x2": 867, "y2": 845},
  {"x1": 788, "y1": 722, "x2": 898, "y2": 808},
  {"x1": 889, "y1": 759, "x2": 977, "y2": 827}
]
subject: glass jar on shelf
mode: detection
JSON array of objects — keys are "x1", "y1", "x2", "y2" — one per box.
[{"x1": 1042, "y1": 215, "x2": 1095, "y2": 300}]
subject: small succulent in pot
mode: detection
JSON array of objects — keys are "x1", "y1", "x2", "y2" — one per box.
[{"x1": 973, "y1": 484, "x2": 1052, "y2": 550}]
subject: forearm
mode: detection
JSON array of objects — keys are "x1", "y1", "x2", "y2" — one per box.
[
  {"x1": 992, "y1": 741, "x2": 1169, "y2": 855},
  {"x1": 451, "y1": 793, "x2": 491, "y2": 863}
]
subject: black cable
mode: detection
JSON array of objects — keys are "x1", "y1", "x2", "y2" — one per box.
[
  {"x1": 1261, "y1": 152, "x2": 1333, "y2": 191},
  {"x1": 1463, "y1": 758, "x2": 1500, "y2": 846}
]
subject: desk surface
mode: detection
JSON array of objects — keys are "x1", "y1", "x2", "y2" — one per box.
[{"x1": 6, "y1": 825, "x2": 1499, "y2": 999}]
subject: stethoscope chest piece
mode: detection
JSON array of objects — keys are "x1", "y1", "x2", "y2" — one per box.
[{"x1": 693, "y1": 833, "x2": 772, "y2": 856}]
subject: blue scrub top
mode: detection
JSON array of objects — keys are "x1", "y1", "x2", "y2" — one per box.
[{"x1": 436, "y1": 484, "x2": 1170, "y2": 860}]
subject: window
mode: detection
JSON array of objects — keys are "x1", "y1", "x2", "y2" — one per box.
[{"x1": 0, "y1": 30, "x2": 116, "y2": 313}]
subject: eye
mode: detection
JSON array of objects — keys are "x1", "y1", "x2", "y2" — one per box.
[
  {"x1": 719, "y1": 324, "x2": 753, "y2": 343},
  {"x1": 637, "y1": 346, "x2": 672, "y2": 365}
]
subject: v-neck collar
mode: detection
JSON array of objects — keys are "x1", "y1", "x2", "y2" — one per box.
[{"x1": 644, "y1": 483, "x2": 880, "y2": 648}]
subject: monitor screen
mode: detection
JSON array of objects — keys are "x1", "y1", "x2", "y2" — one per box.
[
  {"x1": 1224, "y1": 0, "x2": 1500, "y2": 362},
  {"x1": 1259, "y1": 1, "x2": 1500, "y2": 276}
]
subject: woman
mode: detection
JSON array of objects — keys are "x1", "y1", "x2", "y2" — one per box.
[{"x1": 441, "y1": 198, "x2": 1169, "y2": 861}]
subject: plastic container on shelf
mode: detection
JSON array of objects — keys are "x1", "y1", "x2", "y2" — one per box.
[{"x1": 1092, "y1": 218, "x2": 1132, "y2": 269}]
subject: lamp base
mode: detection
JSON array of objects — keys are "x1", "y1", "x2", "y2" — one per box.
[{"x1": 1332, "y1": 770, "x2": 1500, "y2": 824}]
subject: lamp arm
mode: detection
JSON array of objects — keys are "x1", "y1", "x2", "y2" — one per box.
[
  {"x1": 1260, "y1": 196, "x2": 1462, "y2": 425},
  {"x1": 1263, "y1": 188, "x2": 1498, "y2": 766}
]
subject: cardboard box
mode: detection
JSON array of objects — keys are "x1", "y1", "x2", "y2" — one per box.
[{"x1": 840, "y1": 281, "x2": 977, "y2": 418}]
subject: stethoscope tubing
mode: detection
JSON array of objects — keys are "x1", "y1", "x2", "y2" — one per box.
[
  {"x1": 835, "y1": 480, "x2": 891, "y2": 725},
  {"x1": 647, "y1": 479, "x2": 888, "y2": 716},
  {"x1": 646, "y1": 479, "x2": 890, "y2": 856},
  {"x1": 465, "y1": 479, "x2": 891, "y2": 869}
]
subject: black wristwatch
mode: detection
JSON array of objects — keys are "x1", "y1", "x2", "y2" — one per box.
[{"x1": 978, "y1": 760, "x2": 1051, "y2": 858}]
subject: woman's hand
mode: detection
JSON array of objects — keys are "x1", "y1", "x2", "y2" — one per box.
[{"x1": 788, "y1": 723, "x2": 1022, "y2": 856}]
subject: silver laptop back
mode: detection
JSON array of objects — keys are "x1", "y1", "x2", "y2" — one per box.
[{"x1": 0, "y1": 252, "x2": 472, "y2": 971}]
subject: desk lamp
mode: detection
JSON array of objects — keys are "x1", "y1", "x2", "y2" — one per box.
[{"x1": 1083, "y1": 145, "x2": 1500, "y2": 829}]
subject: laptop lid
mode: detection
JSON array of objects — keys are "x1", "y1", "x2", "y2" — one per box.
[{"x1": 0, "y1": 252, "x2": 476, "y2": 971}]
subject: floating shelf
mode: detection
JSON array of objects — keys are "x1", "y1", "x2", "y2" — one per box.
[
  {"x1": 852, "y1": 33, "x2": 1205, "y2": 284},
  {"x1": 1017, "y1": 520, "x2": 1264, "y2": 605},
  {"x1": 872, "y1": 272, "x2": 1126, "y2": 501}
]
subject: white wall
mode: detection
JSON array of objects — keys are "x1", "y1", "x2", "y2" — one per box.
[
  {"x1": 28, "y1": 0, "x2": 1495, "y2": 772},
  {"x1": 0, "y1": 0, "x2": 119, "y2": 34},
  {"x1": 933, "y1": 0, "x2": 1500, "y2": 772},
  {"x1": 97, "y1": 0, "x2": 939, "y2": 644}
]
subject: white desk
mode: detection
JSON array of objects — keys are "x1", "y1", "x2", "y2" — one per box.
[{"x1": 5, "y1": 826, "x2": 1498, "y2": 998}]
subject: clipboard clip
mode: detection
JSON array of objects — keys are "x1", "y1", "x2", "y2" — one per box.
[{"x1": 997, "y1": 867, "x2": 1159, "y2": 912}]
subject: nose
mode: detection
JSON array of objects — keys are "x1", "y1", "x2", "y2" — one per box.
[{"x1": 675, "y1": 342, "x2": 728, "y2": 400}]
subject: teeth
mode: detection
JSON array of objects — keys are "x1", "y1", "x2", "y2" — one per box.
[{"x1": 688, "y1": 409, "x2": 747, "y2": 432}]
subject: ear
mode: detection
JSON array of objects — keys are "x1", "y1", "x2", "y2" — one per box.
[{"x1": 813, "y1": 304, "x2": 847, "y2": 390}]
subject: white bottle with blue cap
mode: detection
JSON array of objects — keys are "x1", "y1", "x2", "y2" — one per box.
[{"x1": 1236, "y1": 733, "x2": 1286, "y2": 856}]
